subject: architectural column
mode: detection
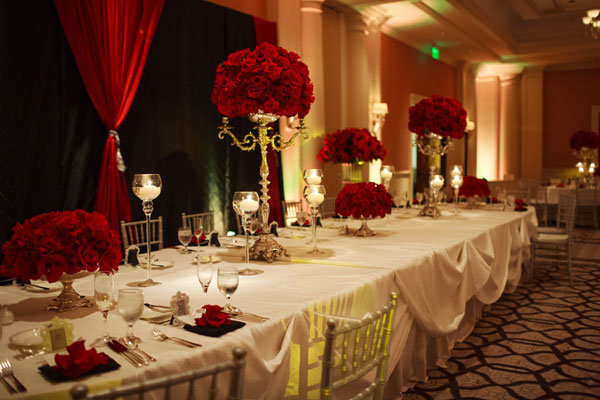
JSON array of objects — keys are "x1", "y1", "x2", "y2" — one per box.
[
  {"x1": 499, "y1": 75, "x2": 521, "y2": 180},
  {"x1": 475, "y1": 75, "x2": 500, "y2": 180},
  {"x1": 520, "y1": 67, "x2": 544, "y2": 180},
  {"x1": 452, "y1": 61, "x2": 477, "y2": 178}
]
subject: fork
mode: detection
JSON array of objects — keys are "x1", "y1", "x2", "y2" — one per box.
[{"x1": 0, "y1": 359, "x2": 26, "y2": 392}]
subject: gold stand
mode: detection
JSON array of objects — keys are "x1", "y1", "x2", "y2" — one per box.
[
  {"x1": 47, "y1": 273, "x2": 92, "y2": 312},
  {"x1": 414, "y1": 133, "x2": 454, "y2": 219},
  {"x1": 218, "y1": 112, "x2": 307, "y2": 262}
]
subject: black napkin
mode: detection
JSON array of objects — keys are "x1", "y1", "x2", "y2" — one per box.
[
  {"x1": 0, "y1": 276, "x2": 13, "y2": 286},
  {"x1": 209, "y1": 232, "x2": 220, "y2": 247},
  {"x1": 126, "y1": 246, "x2": 139, "y2": 266},
  {"x1": 331, "y1": 215, "x2": 348, "y2": 219},
  {"x1": 38, "y1": 357, "x2": 120, "y2": 382},
  {"x1": 183, "y1": 320, "x2": 246, "y2": 338},
  {"x1": 269, "y1": 222, "x2": 278, "y2": 237},
  {"x1": 515, "y1": 207, "x2": 528, "y2": 212}
]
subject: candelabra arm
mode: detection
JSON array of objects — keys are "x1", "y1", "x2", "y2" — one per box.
[
  {"x1": 218, "y1": 117, "x2": 258, "y2": 151},
  {"x1": 271, "y1": 119, "x2": 309, "y2": 151}
]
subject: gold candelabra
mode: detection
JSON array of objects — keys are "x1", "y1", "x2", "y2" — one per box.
[{"x1": 218, "y1": 112, "x2": 307, "y2": 262}]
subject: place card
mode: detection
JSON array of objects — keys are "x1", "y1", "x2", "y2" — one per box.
[
  {"x1": 269, "y1": 221, "x2": 278, "y2": 237},
  {"x1": 126, "y1": 245, "x2": 139, "y2": 266},
  {"x1": 41, "y1": 317, "x2": 74, "y2": 352},
  {"x1": 170, "y1": 292, "x2": 190, "y2": 316},
  {"x1": 209, "y1": 231, "x2": 220, "y2": 247}
]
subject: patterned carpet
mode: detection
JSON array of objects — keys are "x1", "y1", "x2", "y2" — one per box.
[{"x1": 403, "y1": 229, "x2": 600, "y2": 400}]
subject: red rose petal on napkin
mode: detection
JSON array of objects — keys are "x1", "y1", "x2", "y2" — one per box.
[
  {"x1": 195, "y1": 304, "x2": 232, "y2": 328},
  {"x1": 53, "y1": 340, "x2": 108, "y2": 379}
]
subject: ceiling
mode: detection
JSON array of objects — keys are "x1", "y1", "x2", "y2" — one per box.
[{"x1": 327, "y1": 0, "x2": 600, "y2": 71}]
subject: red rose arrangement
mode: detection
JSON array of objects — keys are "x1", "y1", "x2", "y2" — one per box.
[
  {"x1": 459, "y1": 176, "x2": 490, "y2": 198},
  {"x1": 211, "y1": 42, "x2": 315, "y2": 119},
  {"x1": 0, "y1": 210, "x2": 121, "y2": 283},
  {"x1": 335, "y1": 182, "x2": 393, "y2": 219},
  {"x1": 569, "y1": 130, "x2": 600, "y2": 150},
  {"x1": 408, "y1": 95, "x2": 467, "y2": 139},
  {"x1": 53, "y1": 340, "x2": 109, "y2": 378},
  {"x1": 317, "y1": 128, "x2": 386, "y2": 163},
  {"x1": 514, "y1": 199, "x2": 526, "y2": 211},
  {"x1": 195, "y1": 305, "x2": 231, "y2": 328}
]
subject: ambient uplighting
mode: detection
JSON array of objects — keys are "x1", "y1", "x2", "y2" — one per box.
[{"x1": 582, "y1": 9, "x2": 600, "y2": 39}]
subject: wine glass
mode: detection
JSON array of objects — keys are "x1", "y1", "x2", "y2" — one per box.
[
  {"x1": 217, "y1": 267, "x2": 239, "y2": 314},
  {"x1": 194, "y1": 221, "x2": 204, "y2": 252},
  {"x1": 196, "y1": 257, "x2": 213, "y2": 294},
  {"x1": 132, "y1": 173, "x2": 162, "y2": 287},
  {"x1": 178, "y1": 226, "x2": 193, "y2": 254},
  {"x1": 303, "y1": 184, "x2": 326, "y2": 253},
  {"x1": 117, "y1": 288, "x2": 144, "y2": 349},
  {"x1": 416, "y1": 192, "x2": 424, "y2": 207},
  {"x1": 232, "y1": 192, "x2": 263, "y2": 276},
  {"x1": 92, "y1": 271, "x2": 114, "y2": 347},
  {"x1": 296, "y1": 211, "x2": 307, "y2": 228}
]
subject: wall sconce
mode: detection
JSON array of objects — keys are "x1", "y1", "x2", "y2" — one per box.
[
  {"x1": 371, "y1": 102, "x2": 388, "y2": 137},
  {"x1": 466, "y1": 117, "x2": 475, "y2": 132}
]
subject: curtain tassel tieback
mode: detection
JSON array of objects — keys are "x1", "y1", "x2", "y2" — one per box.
[{"x1": 109, "y1": 130, "x2": 126, "y2": 172}]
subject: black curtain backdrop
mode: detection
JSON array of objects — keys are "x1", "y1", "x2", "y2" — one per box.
[{"x1": 0, "y1": 0, "x2": 263, "y2": 249}]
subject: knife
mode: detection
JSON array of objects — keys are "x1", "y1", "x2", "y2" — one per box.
[{"x1": 107, "y1": 340, "x2": 143, "y2": 367}]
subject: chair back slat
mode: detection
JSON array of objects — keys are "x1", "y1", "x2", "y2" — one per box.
[
  {"x1": 208, "y1": 373, "x2": 217, "y2": 400},
  {"x1": 120, "y1": 217, "x2": 163, "y2": 254},
  {"x1": 181, "y1": 211, "x2": 215, "y2": 234},
  {"x1": 70, "y1": 347, "x2": 245, "y2": 400},
  {"x1": 282, "y1": 201, "x2": 303, "y2": 226},
  {"x1": 320, "y1": 197, "x2": 337, "y2": 218},
  {"x1": 557, "y1": 194, "x2": 576, "y2": 233},
  {"x1": 186, "y1": 378, "x2": 195, "y2": 400},
  {"x1": 320, "y1": 293, "x2": 398, "y2": 400}
]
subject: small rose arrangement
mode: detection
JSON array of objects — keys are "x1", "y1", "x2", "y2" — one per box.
[
  {"x1": 408, "y1": 95, "x2": 467, "y2": 139},
  {"x1": 0, "y1": 210, "x2": 121, "y2": 283},
  {"x1": 317, "y1": 128, "x2": 386, "y2": 163},
  {"x1": 459, "y1": 176, "x2": 490, "y2": 198},
  {"x1": 195, "y1": 305, "x2": 231, "y2": 328},
  {"x1": 335, "y1": 182, "x2": 393, "y2": 219},
  {"x1": 569, "y1": 130, "x2": 600, "y2": 150},
  {"x1": 54, "y1": 340, "x2": 109, "y2": 378},
  {"x1": 211, "y1": 42, "x2": 315, "y2": 119},
  {"x1": 514, "y1": 199, "x2": 526, "y2": 211}
]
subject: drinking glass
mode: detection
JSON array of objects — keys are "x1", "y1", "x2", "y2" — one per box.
[
  {"x1": 92, "y1": 271, "x2": 114, "y2": 346},
  {"x1": 178, "y1": 226, "x2": 193, "y2": 254},
  {"x1": 132, "y1": 173, "x2": 162, "y2": 287},
  {"x1": 217, "y1": 267, "x2": 239, "y2": 314},
  {"x1": 194, "y1": 222, "x2": 204, "y2": 252},
  {"x1": 416, "y1": 192, "x2": 424, "y2": 207},
  {"x1": 296, "y1": 211, "x2": 307, "y2": 227},
  {"x1": 232, "y1": 192, "x2": 263, "y2": 276},
  {"x1": 118, "y1": 288, "x2": 144, "y2": 348},
  {"x1": 303, "y1": 184, "x2": 326, "y2": 253},
  {"x1": 196, "y1": 257, "x2": 213, "y2": 294}
]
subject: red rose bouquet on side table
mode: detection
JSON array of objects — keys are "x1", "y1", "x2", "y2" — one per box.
[
  {"x1": 1, "y1": 210, "x2": 121, "y2": 311},
  {"x1": 335, "y1": 182, "x2": 393, "y2": 236},
  {"x1": 459, "y1": 176, "x2": 490, "y2": 208},
  {"x1": 317, "y1": 128, "x2": 386, "y2": 164}
]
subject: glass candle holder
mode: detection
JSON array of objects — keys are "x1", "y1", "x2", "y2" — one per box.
[
  {"x1": 303, "y1": 184, "x2": 326, "y2": 253},
  {"x1": 303, "y1": 169, "x2": 323, "y2": 185}
]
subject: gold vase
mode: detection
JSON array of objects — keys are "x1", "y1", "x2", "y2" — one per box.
[
  {"x1": 354, "y1": 218, "x2": 375, "y2": 237},
  {"x1": 47, "y1": 272, "x2": 92, "y2": 312}
]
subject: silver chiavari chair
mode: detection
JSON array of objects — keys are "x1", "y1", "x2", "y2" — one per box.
[
  {"x1": 320, "y1": 197, "x2": 337, "y2": 218},
  {"x1": 70, "y1": 347, "x2": 246, "y2": 400},
  {"x1": 320, "y1": 293, "x2": 398, "y2": 400},
  {"x1": 120, "y1": 217, "x2": 163, "y2": 254},
  {"x1": 575, "y1": 188, "x2": 598, "y2": 230},
  {"x1": 181, "y1": 211, "x2": 215, "y2": 233},
  {"x1": 282, "y1": 200, "x2": 303, "y2": 226}
]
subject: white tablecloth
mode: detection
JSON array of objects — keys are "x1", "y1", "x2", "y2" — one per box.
[{"x1": 0, "y1": 206, "x2": 537, "y2": 399}]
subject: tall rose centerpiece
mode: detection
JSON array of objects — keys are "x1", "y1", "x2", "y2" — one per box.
[
  {"x1": 317, "y1": 128, "x2": 386, "y2": 183},
  {"x1": 1, "y1": 210, "x2": 121, "y2": 312},
  {"x1": 458, "y1": 176, "x2": 490, "y2": 208},
  {"x1": 570, "y1": 130, "x2": 599, "y2": 187},
  {"x1": 409, "y1": 95, "x2": 467, "y2": 218},
  {"x1": 212, "y1": 42, "x2": 315, "y2": 262},
  {"x1": 335, "y1": 182, "x2": 393, "y2": 236}
]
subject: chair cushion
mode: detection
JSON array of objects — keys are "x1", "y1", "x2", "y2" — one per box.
[
  {"x1": 533, "y1": 233, "x2": 569, "y2": 243},
  {"x1": 537, "y1": 227, "x2": 565, "y2": 234}
]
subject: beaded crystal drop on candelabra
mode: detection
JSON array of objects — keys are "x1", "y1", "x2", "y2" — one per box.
[{"x1": 219, "y1": 114, "x2": 307, "y2": 262}]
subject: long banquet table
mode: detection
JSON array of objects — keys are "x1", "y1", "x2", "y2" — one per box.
[{"x1": 1, "y1": 206, "x2": 537, "y2": 399}]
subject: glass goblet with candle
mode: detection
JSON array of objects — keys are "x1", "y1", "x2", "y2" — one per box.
[
  {"x1": 232, "y1": 191, "x2": 263, "y2": 276},
  {"x1": 303, "y1": 169, "x2": 323, "y2": 185},
  {"x1": 450, "y1": 174, "x2": 463, "y2": 214},
  {"x1": 303, "y1": 184, "x2": 326, "y2": 253},
  {"x1": 132, "y1": 173, "x2": 162, "y2": 287},
  {"x1": 450, "y1": 165, "x2": 463, "y2": 177},
  {"x1": 429, "y1": 175, "x2": 445, "y2": 204},
  {"x1": 380, "y1": 165, "x2": 394, "y2": 192}
]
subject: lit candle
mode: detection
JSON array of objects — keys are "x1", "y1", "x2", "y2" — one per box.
[
  {"x1": 380, "y1": 169, "x2": 393, "y2": 180},
  {"x1": 240, "y1": 198, "x2": 259, "y2": 212},
  {"x1": 306, "y1": 173, "x2": 321, "y2": 185},
  {"x1": 430, "y1": 175, "x2": 444, "y2": 190},
  {"x1": 451, "y1": 175, "x2": 463, "y2": 186},
  {"x1": 450, "y1": 165, "x2": 463, "y2": 176},
  {"x1": 306, "y1": 191, "x2": 324, "y2": 205},
  {"x1": 138, "y1": 185, "x2": 161, "y2": 200}
]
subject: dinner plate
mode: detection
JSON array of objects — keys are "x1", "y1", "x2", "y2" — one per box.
[
  {"x1": 26, "y1": 280, "x2": 63, "y2": 293},
  {"x1": 9, "y1": 328, "x2": 46, "y2": 354},
  {"x1": 140, "y1": 308, "x2": 172, "y2": 323}
]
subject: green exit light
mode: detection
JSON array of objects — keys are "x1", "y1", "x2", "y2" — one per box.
[{"x1": 431, "y1": 46, "x2": 440, "y2": 60}]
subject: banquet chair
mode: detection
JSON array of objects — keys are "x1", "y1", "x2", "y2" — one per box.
[
  {"x1": 530, "y1": 194, "x2": 576, "y2": 288},
  {"x1": 69, "y1": 347, "x2": 246, "y2": 400},
  {"x1": 320, "y1": 292, "x2": 398, "y2": 400},
  {"x1": 575, "y1": 188, "x2": 598, "y2": 230},
  {"x1": 320, "y1": 197, "x2": 337, "y2": 218},
  {"x1": 182, "y1": 211, "x2": 215, "y2": 233},
  {"x1": 120, "y1": 217, "x2": 163, "y2": 254},
  {"x1": 531, "y1": 187, "x2": 548, "y2": 227},
  {"x1": 282, "y1": 200, "x2": 303, "y2": 226}
]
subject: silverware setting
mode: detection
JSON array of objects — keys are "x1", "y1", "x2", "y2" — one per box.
[
  {"x1": 117, "y1": 338, "x2": 156, "y2": 363},
  {"x1": 151, "y1": 329, "x2": 202, "y2": 348},
  {"x1": 107, "y1": 340, "x2": 147, "y2": 368},
  {"x1": 230, "y1": 306, "x2": 269, "y2": 323},
  {"x1": 0, "y1": 358, "x2": 27, "y2": 393}
]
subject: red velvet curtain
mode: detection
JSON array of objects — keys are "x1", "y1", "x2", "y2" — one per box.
[
  {"x1": 254, "y1": 17, "x2": 283, "y2": 226},
  {"x1": 54, "y1": 0, "x2": 165, "y2": 231}
]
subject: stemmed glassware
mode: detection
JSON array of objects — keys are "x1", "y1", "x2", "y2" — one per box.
[
  {"x1": 217, "y1": 267, "x2": 239, "y2": 314},
  {"x1": 429, "y1": 174, "x2": 445, "y2": 206},
  {"x1": 92, "y1": 271, "x2": 114, "y2": 347},
  {"x1": 194, "y1": 222, "x2": 204, "y2": 252},
  {"x1": 303, "y1": 169, "x2": 323, "y2": 185},
  {"x1": 381, "y1": 165, "x2": 394, "y2": 223},
  {"x1": 232, "y1": 191, "x2": 263, "y2": 276},
  {"x1": 450, "y1": 165, "x2": 463, "y2": 214},
  {"x1": 117, "y1": 288, "x2": 144, "y2": 349},
  {"x1": 178, "y1": 226, "x2": 193, "y2": 254},
  {"x1": 132, "y1": 173, "x2": 162, "y2": 287},
  {"x1": 303, "y1": 185, "x2": 326, "y2": 253},
  {"x1": 416, "y1": 192, "x2": 424, "y2": 207},
  {"x1": 196, "y1": 257, "x2": 213, "y2": 294}
]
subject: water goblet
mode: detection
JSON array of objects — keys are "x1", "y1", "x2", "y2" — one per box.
[
  {"x1": 195, "y1": 256, "x2": 213, "y2": 314},
  {"x1": 118, "y1": 288, "x2": 144, "y2": 349},
  {"x1": 92, "y1": 271, "x2": 114, "y2": 347},
  {"x1": 217, "y1": 267, "x2": 239, "y2": 314},
  {"x1": 232, "y1": 192, "x2": 263, "y2": 276},
  {"x1": 132, "y1": 173, "x2": 162, "y2": 287},
  {"x1": 194, "y1": 223, "x2": 204, "y2": 252},
  {"x1": 416, "y1": 192, "x2": 424, "y2": 207},
  {"x1": 178, "y1": 226, "x2": 193, "y2": 254}
]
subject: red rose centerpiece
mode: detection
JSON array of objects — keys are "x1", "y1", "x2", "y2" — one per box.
[
  {"x1": 335, "y1": 182, "x2": 393, "y2": 236},
  {"x1": 194, "y1": 305, "x2": 231, "y2": 328},
  {"x1": 211, "y1": 42, "x2": 315, "y2": 262},
  {"x1": 570, "y1": 130, "x2": 600, "y2": 151},
  {"x1": 458, "y1": 176, "x2": 490, "y2": 208},
  {"x1": 1, "y1": 210, "x2": 121, "y2": 312},
  {"x1": 317, "y1": 128, "x2": 386, "y2": 164},
  {"x1": 570, "y1": 130, "x2": 599, "y2": 188}
]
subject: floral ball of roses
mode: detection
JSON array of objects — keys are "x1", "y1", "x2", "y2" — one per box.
[{"x1": 335, "y1": 182, "x2": 393, "y2": 219}]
